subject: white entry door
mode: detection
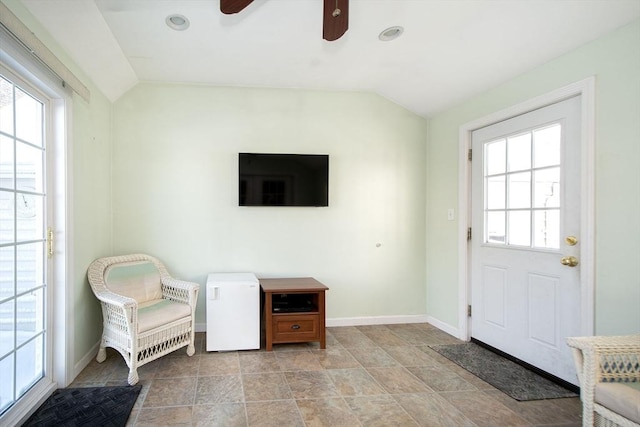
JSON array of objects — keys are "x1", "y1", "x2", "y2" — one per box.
[{"x1": 470, "y1": 96, "x2": 581, "y2": 385}]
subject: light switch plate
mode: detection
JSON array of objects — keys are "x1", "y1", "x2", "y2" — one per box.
[{"x1": 447, "y1": 208, "x2": 455, "y2": 221}]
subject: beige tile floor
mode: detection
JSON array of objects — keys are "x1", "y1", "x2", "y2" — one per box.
[{"x1": 70, "y1": 324, "x2": 582, "y2": 426}]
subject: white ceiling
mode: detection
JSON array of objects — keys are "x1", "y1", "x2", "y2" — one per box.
[{"x1": 21, "y1": 0, "x2": 640, "y2": 117}]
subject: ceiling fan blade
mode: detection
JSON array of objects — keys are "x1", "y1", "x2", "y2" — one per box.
[
  {"x1": 323, "y1": 0, "x2": 349, "y2": 41},
  {"x1": 220, "y1": 0, "x2": 254, "y2": 14}
]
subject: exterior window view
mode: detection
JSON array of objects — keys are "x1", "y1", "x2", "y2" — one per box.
[{"x1": 0, "y1": 75, "x2": 47, "y2": 416}]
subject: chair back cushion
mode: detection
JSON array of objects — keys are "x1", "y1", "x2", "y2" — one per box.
[{"x1": 104, "y1": 261, "x2": 163, "y2": 304}]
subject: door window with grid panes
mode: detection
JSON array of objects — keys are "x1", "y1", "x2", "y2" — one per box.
[{"x1": 484, "y1": 123, "x2": 562, "y2": 250}]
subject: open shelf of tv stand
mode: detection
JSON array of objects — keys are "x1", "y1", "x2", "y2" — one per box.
[{"x1": 260, "y1": 278, "x2": 329, "y2": 351}]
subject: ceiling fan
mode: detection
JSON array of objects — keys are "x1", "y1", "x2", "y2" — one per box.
[{"x1": 220, "y1": 0, "x2": 349, "y2": 41}]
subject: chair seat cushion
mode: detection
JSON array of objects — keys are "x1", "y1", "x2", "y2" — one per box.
[
  {"x1": 595, "y1": 382, "x2": 640, "y2": 424},
  {"x1": 138, "y1": 299, "x2": 192, "y2": 333}
]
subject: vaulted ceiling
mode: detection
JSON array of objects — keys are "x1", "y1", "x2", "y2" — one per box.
[{"x1": 21, "y1": 0, "x2": 640, "y2": 117}]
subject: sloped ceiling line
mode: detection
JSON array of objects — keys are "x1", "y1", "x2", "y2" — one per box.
[{"x1": 19, "y1": 0, "x2": 640, "y2": 116}]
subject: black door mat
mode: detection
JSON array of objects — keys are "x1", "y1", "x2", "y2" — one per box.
[
  {"x1": 430, "y1": 343, "x2": 578, "y2": 401},
  {"x1": 23, "y1": 385, "x2": 142, "y2": 427}
]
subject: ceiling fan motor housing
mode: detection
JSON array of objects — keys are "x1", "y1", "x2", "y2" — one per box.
[{"x1": 219, "y1": 0, "x2": 349, "y2": 41}]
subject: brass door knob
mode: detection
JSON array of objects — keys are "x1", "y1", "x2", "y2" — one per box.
[{"x1": 561, "y1": 256, "x2": 579, "y2": 267}]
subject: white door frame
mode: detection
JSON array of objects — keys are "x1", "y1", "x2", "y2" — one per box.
[{"x1": 457, "y1": 77, "x2": 596, "y2": 341}]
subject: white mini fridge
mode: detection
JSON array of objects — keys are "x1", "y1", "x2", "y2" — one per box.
[{"x1": 206, "y1": 272, "x2": 260, "y2": 351}]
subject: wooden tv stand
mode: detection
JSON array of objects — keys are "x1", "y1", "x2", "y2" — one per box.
[{"x1": 260, "y1": 278, "x2": 329, "y2": 351}]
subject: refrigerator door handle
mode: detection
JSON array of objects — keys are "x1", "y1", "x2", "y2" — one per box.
[{"x1": 208, "y1": 285, "x2": 219, "y2": 300}]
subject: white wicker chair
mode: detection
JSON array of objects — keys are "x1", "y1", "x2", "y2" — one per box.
[
  {"x1": 567, "y1": 335, "x2": 640, "y2": 427},
  {"x1": 88, "y1": 254, "x2": 199, "y2": 385}
]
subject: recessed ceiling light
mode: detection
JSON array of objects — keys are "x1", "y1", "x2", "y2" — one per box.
[
  {"x1": 166, "y1": 14, "x2": 190, "y2": 31},
  {"x1": 378, "y1": 26, "x2": 404, "y2": 41}
]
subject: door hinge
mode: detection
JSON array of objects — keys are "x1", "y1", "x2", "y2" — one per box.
[
  {"x1": 47, "y1": 227, "x2": 54, "y2": 258},
  {"x1": 467, "y1": 227, "x2": 472, "y2": 241},
  {"x1": 467, "y1": 304, "x2": 472, "y2": 317},
  {"x1": 468, "y1": 148, "x2": 472, "y2": 161}
]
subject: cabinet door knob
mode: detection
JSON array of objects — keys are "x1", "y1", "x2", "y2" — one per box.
[{"x1": 291, "y1": 324, "x2": 300, "y2": 330}]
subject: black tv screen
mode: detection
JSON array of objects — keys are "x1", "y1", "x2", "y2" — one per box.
[{"x1": 239, "y1": 153, "x2": 329, "y2": 207}]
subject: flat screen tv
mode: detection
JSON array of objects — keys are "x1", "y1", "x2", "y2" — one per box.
[{"x1": 239, "y1": 153, "x2": 329, "y2": 207}]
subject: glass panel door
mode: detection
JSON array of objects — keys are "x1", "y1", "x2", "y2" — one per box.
[{"x1": 0, "y1": 74, "x2": 48, "y2": 416}]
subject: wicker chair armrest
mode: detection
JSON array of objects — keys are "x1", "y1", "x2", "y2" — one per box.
[
  {"x1": 92, "y1": 288, "x2": 137, "y2": 308},
  {"x1": 567, "y1": 336, "x2": 640, "y2": 353},
  {"x1": 92, "y1": 288, "x2": 138, "y2": 327},
  {"x1": 567, "y1": 335, "x2": 640, "y2": 387},
  {"x1": 161, "y1": 276, "x2": 200, "y2": 306}
]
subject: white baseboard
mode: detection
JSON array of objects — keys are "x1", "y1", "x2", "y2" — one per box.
[
  {"x1": 426, "y1": 315, "x2": 464, "y2": 340},
  {"x1": 198, "y1": 315, "x2": 456, "y2": 333},
  {"x1": 326, "y1": 314, "x2": 429, "y2": 327},
  {"x1": 73, "y1": 340, "x2": 100, "y2": 381},
  {"x1": 196, "y1": 316, "x2": 430, "y2": 332},
  {"x1": 199, "y1": 315, "x2": 429, "y2": 332}
]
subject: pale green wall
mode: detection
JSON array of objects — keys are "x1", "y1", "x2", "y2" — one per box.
[
  {"x1": 3, "y1": 0, "x2": 113, "y2": 367},
  {"x1": 111, "y1": 84, "x2": 428, "y2": 324},
  {"x1": 70, "y1": 92, "x2": 112, "y2": 362},
  {"x1": 426, "y1": 19, "x2": 640, "y2": 335}
]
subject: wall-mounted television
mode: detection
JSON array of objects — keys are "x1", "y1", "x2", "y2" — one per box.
[{"x1": 239, "y1": 153, "x2": 329, "y2": 207}]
